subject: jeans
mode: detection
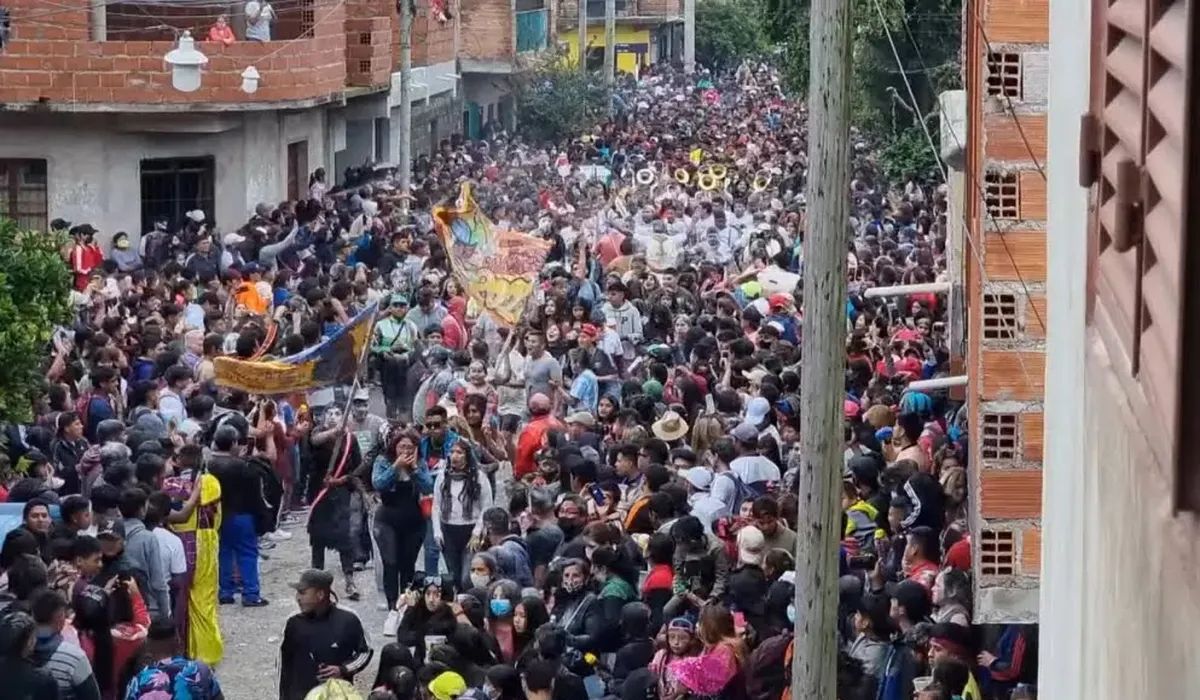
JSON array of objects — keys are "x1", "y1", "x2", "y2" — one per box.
[
  {"x1": 423, "y1": 519, "x2": 441, "y2": 578},
  {"x1": 375, "y1": 511, "x2": 425, "y2": 609},
  {"x1": 219, "y1": 513, "x2": 262, "y2": 602},
  {"x1": 439, "y1": 522, "x2": 475, "y2": 591}
]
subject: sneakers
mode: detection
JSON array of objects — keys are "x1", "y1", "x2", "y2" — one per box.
[
  {"x1": 268, "y1": 530, "x2": 293, "y2": 542},
  {"x1": 345, "y1": 578, "x2": 361, "y2": 602},
  {"x1": 243, "y1": 598, "x2": 270, "y2": 608},
  {"x1": 219, "y1": 597, "x2": 236, "y2": 605}
]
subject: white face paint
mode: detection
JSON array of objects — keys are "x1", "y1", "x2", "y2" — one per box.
[{"x1": 324, "y1": 407, "x2": 344, "y2": 429}]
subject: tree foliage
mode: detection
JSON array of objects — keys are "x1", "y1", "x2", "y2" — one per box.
[
  {"x1": 0, "y1": 219, "x2": 73, "y2": 423},
  {"x1": 514, "y1": 63, "x2": 609, "y2": 144},
  {"x1": 694, "y1": 0, "x2": 770, "y2": 71},
  {"x1": 773, "y1": 0, "x2": 962, "y2": 179}
]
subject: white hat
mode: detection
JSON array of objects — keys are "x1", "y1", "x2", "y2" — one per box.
[
  {"x1": 736, "y1": 525, "x2": 766, "y2": 566},
  {"x1": 682, "y1": 466, "x2": 714, "y2": 492},
  {"x1": 353, "y1": 386, "x2": 370, "y2": 402},
  {"x1": 223, "y1": 232, "x2": 246, "y2": 247},
  {"x1": 186, "y1": 209, "x2": 206, "y2": 223}
]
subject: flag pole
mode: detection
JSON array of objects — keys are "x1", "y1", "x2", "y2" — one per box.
[{"x1": 307, "y1": 304, "x2": 383, "y2": 514}]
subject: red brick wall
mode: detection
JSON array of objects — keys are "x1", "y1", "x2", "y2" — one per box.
[
  {"x1": 409, "y1": 0, "x2": 458, "y2": 68},
  {"x1": 458, "y1": 0, "x2": 513, "y2": 62},
  {"x1": 0, "y1": 0, "x2": 348, "y2": 104}
]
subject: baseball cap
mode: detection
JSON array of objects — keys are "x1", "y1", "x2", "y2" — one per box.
[
  {"x1": 565, "y1": 411, "x2": 596, "y2": 428},
  {"x1": 288, "y1": 568, "x2": 335, "y2": 591},
  {"x1": 682, "y1": 466, "x2": 714, "y2": 491},
  {"x1": 731, "y1": 422, "x2": 759, "y2": 444},
  {"x1": 390, "y1": 293, "x2": 409, "y2": 306},
  {"x1": 428, "y1": 671, "x2": 467, "y2": 700},
  {"x1": 50, "y1": 218, "x2": 72, "y2": 231}
]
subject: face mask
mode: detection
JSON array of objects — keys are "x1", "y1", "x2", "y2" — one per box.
[
  {"x1": 786, "y1": 603, "x2": 796, "y2": 624},
  {"x1": 115, "y1": 239, "x2": 130, "y2": 250},
  {"x1": 490, "y1": 599, "x2": 513, "y2": 617},
  {"x1": 470, "y1": 573, "x2": 491, "y2": 589},
  {"x1": 561, "y1": 579, "x2": 584, "y2": 594}
]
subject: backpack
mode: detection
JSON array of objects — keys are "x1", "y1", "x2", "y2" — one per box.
[
  {"x1": 75, "y1": 392, "x2": 101, "y2": 431},
  {"x1": 745, "y1": 632, "x2": 793, "y2": 700},
  {"x1": 717, "y1": 470, "x2": 753, "y2": 512}
]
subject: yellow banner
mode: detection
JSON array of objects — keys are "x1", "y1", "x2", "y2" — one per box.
[
  {"x1": 214, "y1": 302, "x2": 377, "y2": 395},
  {"x1": 434, "y1": 183, "x2": 551, "y2": 326}
]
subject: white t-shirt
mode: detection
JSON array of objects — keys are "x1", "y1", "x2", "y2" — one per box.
[{"x1": 154, "y1": 527, "x2": 188, "y2": 579}]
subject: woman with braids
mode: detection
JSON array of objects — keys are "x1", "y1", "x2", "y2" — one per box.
[{"x1": 431, "y1": 440, "x2": 494, "y2": 588}]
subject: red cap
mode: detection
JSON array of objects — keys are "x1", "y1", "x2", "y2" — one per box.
[
  {"x1": 768, "y1": 293, "x2": 792, "y2": 311},
  {"x1": 945, "y1": 538, "x2": 971, "y2": 571},
  {"x1": 580, "y1": 324, "x2": 598, "y2": 339}
]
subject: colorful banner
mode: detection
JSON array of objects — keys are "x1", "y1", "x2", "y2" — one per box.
[
  {"x1": 213, "y1": 301, "x2": 379, "y2": 395},
  {"x1": 434, "y1": 183, "x2": 551, "y2": 326}
]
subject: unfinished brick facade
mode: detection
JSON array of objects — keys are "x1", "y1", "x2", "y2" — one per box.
[{"x1": 964, "y1": 0, "x2": 1049, "y2": 623}]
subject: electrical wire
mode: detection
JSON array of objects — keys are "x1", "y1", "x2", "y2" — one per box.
[
  {"x1": 870, "y1": 0, "x2": 1047, "y2": 396},
  {"x1": 963, "y1": 1, "x2": 1048, "y2": 181},
  {"x1": 884, "y1": 0, "x2": 1049, "y2": 337}
]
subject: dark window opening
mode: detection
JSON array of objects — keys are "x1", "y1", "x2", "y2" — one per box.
[{"x1": 140, "y1": 157, "x2": 215, "y2": 234}]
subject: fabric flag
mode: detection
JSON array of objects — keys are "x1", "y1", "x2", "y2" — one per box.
[
  {"x1": 213, "y1": 300, "x2": 379, "y2": 395},
  {"x1": 689, "y1": 148, "x2": 704, "y2": 165},
  {"x1": 434, "y1": 182, "x2": 551, "y2": 325}
]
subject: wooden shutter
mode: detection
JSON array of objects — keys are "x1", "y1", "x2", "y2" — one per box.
[{"x1": 1081, "y1": 0, "x2": 1192, "y2": 479}]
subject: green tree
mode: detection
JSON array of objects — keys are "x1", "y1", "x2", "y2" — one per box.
[
  {"x1": 0, "y1": 219, "x2": 73, "y2": 423},
  {"x1": 514, "y1": 63, "x2": 609, "y2": 144},
  {"x1": 695, "y1": 0, "x2": 769, "y2": 71}
]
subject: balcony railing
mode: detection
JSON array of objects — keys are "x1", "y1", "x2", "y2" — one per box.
[{"x1": 515, "y1": 8, "x2": 548, "y2": 53}]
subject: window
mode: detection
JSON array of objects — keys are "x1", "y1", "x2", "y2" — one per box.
[
  {"x1": 286, "y1": 142, "x2": 308, "y2": 202},
  {"x1": 979, "y1": 529, "x2": 1016, "y2": 576},
  {"x1": 980, "y1": 412, "x2": 1018, "y2": 461},
  {"x1": 0, "y1": 159, "x2": 48, "y2": 232},
  {"x1": 140, "y1": 157, "x2": 215, "y2": 234},
  {"x1": 986, "y1": 52, "x2": 1022, "y2": 99},
  {"x1": 374, "y1": 118, "x2": 389, "y2": 163},
  {"x1": 982, "y1": 292, "x2": 1018, "y2": 340},
  {"x1": 1080, "y1": 0, "x2": 1194, "y2": 508},
  {"x1": 359, "y1": 31, "x2": 372, "y2": 45},
  {"x1": 359, "y1": 59, "x2": 372, "y2": 75},
  {"x1": 984, "y1": 171, "x2": 1019, "y2": 219}
]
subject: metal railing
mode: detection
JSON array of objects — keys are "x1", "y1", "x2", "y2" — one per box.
[{"x1": 515, "y1": 8, "x2": 548, "y2": 53}]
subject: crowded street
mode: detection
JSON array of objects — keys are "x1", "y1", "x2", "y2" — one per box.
[{"x1": 0, "y1": 50, "x2": 1041, "y2": 700}]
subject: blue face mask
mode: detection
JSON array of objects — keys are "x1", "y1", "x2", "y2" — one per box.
[
  {"x1": 490, "y1": 599, "x2": 513, "y2": 617},
  {"x1": 786, "y1": 604, "x2": 796, "y2": 624}
]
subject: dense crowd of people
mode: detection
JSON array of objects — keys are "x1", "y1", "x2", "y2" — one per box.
[{"x1": 0, "y1": 61, "x2": 1037, "y2": 700}]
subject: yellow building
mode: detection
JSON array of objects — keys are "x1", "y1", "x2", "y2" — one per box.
[
  {"x1": 561, "y1": 26, "x2": 653, "y2": 77},
  {"x1": 554, "y1": 0, "x2": 684, "y2": 77}
]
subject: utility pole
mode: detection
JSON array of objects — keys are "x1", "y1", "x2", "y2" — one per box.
[
  {"x1": 603, "y1": 0, "x2": 615, "y2": 86},
  {"x1": 792, "y1": 0, "x2": 852, "y2": 693},
  {"x1": 398, "y1": 0, "x2": 413, "y2": 206},
  {"x1": 682, "y1": 0, "x2": 694, "y2": 74},
  {"x1": 577, "y1": 0, "x2": 588, "y2": 73}
]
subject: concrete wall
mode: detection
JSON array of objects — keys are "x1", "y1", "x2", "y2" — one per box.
[
  {"x1": 0, "y1": 108, "x2": 328, "y2": 242},
  {"x1": 1038, "y1": 0, "x2": 1090, "y2": 694}
]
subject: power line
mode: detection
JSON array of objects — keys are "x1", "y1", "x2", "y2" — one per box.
[{"x1": 870, "y1": 0, "x2": 1047, "y2": 394}]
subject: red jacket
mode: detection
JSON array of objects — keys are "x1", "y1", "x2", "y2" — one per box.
[{"x1": 514, "y1": 414, "x2": 563, "y2": 479}]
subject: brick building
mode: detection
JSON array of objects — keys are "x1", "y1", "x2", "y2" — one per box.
[
  {"x1": 0, "y1": 0, "x2": 459, "y2": 238},
  {"x1": 960, "y1": 0, "x2": 1049, "y2": 622},
  {"x1": 457, "y1": 0, "x2": 554, "y2": 139}
]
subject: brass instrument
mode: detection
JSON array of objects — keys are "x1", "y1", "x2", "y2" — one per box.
[
  {"x1": 710, "y1": 164, "x2": 728, "y2": 180},
  {"x1": 636, "y1": 168, "x2": 656, "y2": 186},
  {"x1": 674, "y1": 168, "x2": 691, "y2": 185},
  {"x1": 697, "y1": 172, "x2": 719, "y2": 191},
  {"x1": 752, "y1": 171, "x2": 772, "y2": 192}
]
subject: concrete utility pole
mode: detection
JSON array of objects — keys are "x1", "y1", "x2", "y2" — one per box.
[
  {"x1": 792, "y1": 0, "x2": 852, "y2": 692},
  {"x1": 398, "y1": 0, "x2": 413, "y2": 203},
  {"x1": 603, "y1": 0, "x2": 616, "y2": 86},
  {"x1": 578, "y1": 0, "x2": 589, "y2": 73},
  {"x1": 682, "y1": 0, "x2": 695, "y2": 73}
]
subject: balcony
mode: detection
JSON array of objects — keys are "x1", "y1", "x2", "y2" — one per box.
[
  {"x1": 516, "y1": 8, "x2": 549, "y2": 53},
  {"x1": 0, "y1": 0, "x2": 356, "y2": 107},
  {"x1": 459, "y1": 0, "x2": 551, "y2": 73},
  {"x1": 556, "y1": 0, "x2": 682, "y2": 23}
]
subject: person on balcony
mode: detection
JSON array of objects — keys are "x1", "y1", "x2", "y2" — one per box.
[
  {"x1": 244, "y1": 0, "x2": 277, "y2": 41},
  {"x1": 207, "y1": 14, "x2": 236, "y2": 46}
]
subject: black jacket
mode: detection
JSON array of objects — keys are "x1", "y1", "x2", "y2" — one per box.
[
  {"x1": 278, "y1": 605, "x2": 373, "y2": 700},
  {"x1": 0, "y1": 658, "x2": 62, "y2": 700}
]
